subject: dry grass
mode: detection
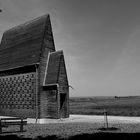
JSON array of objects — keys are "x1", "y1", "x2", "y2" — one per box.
[
  {"x1": 1, "y1": 122, "x2": 140, "y2": 139},
  {"x1": 70, "y1": 96, "x2": 140, "y2": 116},
  {"x1": 1, "y1": 96, "x2": 140, "y2": 139}
]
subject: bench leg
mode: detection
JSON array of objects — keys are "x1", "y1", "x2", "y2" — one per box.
[
  {"x1": 20, "y1": 125, "x2": 23, "y2": 132},
  {"x1": 0, "y1": 120, "x2": 2, "y2": 133},
  {"x1": 20, "y1": 119, "x2": 23, "y2": 132}
]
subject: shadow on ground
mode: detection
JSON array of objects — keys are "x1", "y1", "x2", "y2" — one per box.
[
  {"x1": 97, "y1": 127, "x2": 119, "y2": 131},
  {"x1": 1, "y1": 133, "x2": 140, "y2": 140}
]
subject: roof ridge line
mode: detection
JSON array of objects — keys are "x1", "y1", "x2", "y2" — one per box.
[
  {"x1": 50, "y1": 50, "x2": 63, "y2": 54},
  {"x1": 4, "y1": 14, "x2": 49, "y2": 34}
]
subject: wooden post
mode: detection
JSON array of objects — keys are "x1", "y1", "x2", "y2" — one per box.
[
  {"x1": 20, "y1": 119, "x2": 23, "y2": 132},
  {"x1": 35, "y1": 64, "x2": 39, "y2": 123},
  {"x1": 0, "y1": 119, "x2": 2, "y2": 133},
  {"x1": 104, "y1": 110, "x2": 108, "y2": 129}
]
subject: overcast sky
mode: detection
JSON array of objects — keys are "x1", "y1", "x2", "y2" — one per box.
[{"x1": 1, "y1": 0, "x2": 140, "y2": 97}]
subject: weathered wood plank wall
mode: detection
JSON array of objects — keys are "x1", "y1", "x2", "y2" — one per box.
[
  {"x1": 38, "y1": 15, "x2": 56, "y2": 118},
  {"x1": 0, "y1": 15, "x2": 48, "y2": 71},
  {"x1": 0, "y1": 14, "x2": 69, "y2": 119},
  {"x1": 58, "y1": 54, "x2": 69, "y2": 118}
]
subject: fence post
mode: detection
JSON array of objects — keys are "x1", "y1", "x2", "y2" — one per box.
[{"x1": 104, "y1": 110, "x2": 108, "y2": 129}]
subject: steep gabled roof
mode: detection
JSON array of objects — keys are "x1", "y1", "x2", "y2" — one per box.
[
  {"x1": 0, "y1": 14, "x2": 55, "y2": 71},
  {"x1": 44, "y1": 51, "x2": 67, "y2": 85}
]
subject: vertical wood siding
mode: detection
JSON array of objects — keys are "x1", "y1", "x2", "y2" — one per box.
[
  {"x1": 58, "y1": 54, "x2": 69, "y2": 118},
  {"x1": 0, "y1": 15, "x2": 49, "y2": 71},
  {"x1": 38, "y1": 15, "x2": 56, "y2": 118},
  {"x1": 0, "y1": 14, "x2": 69, "y2": 119},
  {"x1": 42, "y1": 51, "x2": 69, "y2": 118},
  {"x1": 40, "y1": 90, "x2": 58, "y2": 118}
]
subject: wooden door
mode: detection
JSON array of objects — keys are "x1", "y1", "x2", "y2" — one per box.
[{"x1": 60, "y1": 93, "x2": 66, "y2": 118}]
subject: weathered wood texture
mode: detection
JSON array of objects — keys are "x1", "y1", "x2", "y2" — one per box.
[
  {"x1": 0, "y1": 15, "x2": 52, "y2": 71},
  {"x1": 57, "y1": 52, "x2": 69, "y2": 118},
  {"x1": 0, "y1": 118, "x2": 27, "y2": 133},
  {"x1": 45, "y1": 51, "x2": 62, "y2": 85},
  {"x1": 40, "y1": 51, "x2": 62, "y2": 118},
  {"x1": 42, "y1": 51, "x2": 69, "y2": 118},
  {"x1": 38, "y1": 15, "x2": 55, "y2": 86},
  {"x1": 40, "y1": 89, "x2": 58, "y2": 118},
  {"x1": 0, "y1": 14, "x2": 69, "y2": 119},
  {"x1": 38, "y1": 15, "x2": 56, "y2": 118},
  {"x1": 57, "y1": 51, "x2": 69, "y2": 93}
]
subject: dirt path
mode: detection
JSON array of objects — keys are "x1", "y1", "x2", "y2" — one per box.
[
  {"x1": 1, "y1": 115, "x2": 140, "y2": 124},
  {"x1": 1, "y1": 115, "x2": 140, "y2": 139},
  {"x1": 69, "y1": 115, "x2": 140, "y2": 123},
  {"x1": 27, "y1": 115, "x2": 140, "y2": 124}
]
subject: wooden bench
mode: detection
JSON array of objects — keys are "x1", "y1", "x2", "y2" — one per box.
[{"x1": 0, "y1": 117, "x2": 27, "y2": 133}]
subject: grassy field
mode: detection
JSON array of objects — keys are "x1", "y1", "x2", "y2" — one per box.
[{"x1": 69, "y1": 96, "x2": 140, "y2": 116}]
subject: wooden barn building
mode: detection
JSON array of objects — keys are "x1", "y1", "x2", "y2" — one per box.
[{"x1": 0, "y1": 14, "x2": 69, "y2": 119}]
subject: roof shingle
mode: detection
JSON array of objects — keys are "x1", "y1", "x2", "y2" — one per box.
[{"x1": 0, "y1": 14, "x2": 55, "y2": 71}]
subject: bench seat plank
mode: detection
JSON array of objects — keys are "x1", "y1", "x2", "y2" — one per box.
[
  {"x1": 1, "y1": 121, "x2": 27, "y2": 125},
  {"x1": 0, "y1": 118, "x2": 27, "y2": 133},
  {"x1": 0, "y1": 118, "x2": 26, "y2": 120}
]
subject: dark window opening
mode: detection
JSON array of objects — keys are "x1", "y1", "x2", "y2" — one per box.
[
  {"x1": 43, "y1": 85, "x2": 57, "y2": 90},
  {"x1": 60, "y1": 94, "x2": 66, "y2": 109}
]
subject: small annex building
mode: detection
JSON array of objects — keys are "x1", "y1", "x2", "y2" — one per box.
[{"x1": 0, "y1": 14, "x2": 69, "y2": 119}]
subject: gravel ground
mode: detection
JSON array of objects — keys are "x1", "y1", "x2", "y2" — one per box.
[
  {"x1": 27, "y1": 114, "x2": 140, "y2": 124},
  {"x1": 2, "y1": 122, "x2": 140, "y2": 139},
  {"x1": 1, "y1": 115, "x2": 140, "y2": 139}
]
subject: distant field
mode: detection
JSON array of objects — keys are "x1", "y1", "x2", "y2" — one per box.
[{"x1": 69, "y1": 96, "x2": 140, "y2": 116}]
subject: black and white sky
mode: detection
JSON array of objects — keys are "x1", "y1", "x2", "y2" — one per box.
[{"x1": 1, "y1": 0, "x2": 140, "y2": 97}]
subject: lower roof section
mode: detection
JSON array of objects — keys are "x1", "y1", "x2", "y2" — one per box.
[{"x1": 44, "y1": 50, "x2": 64, "y2": 85}]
